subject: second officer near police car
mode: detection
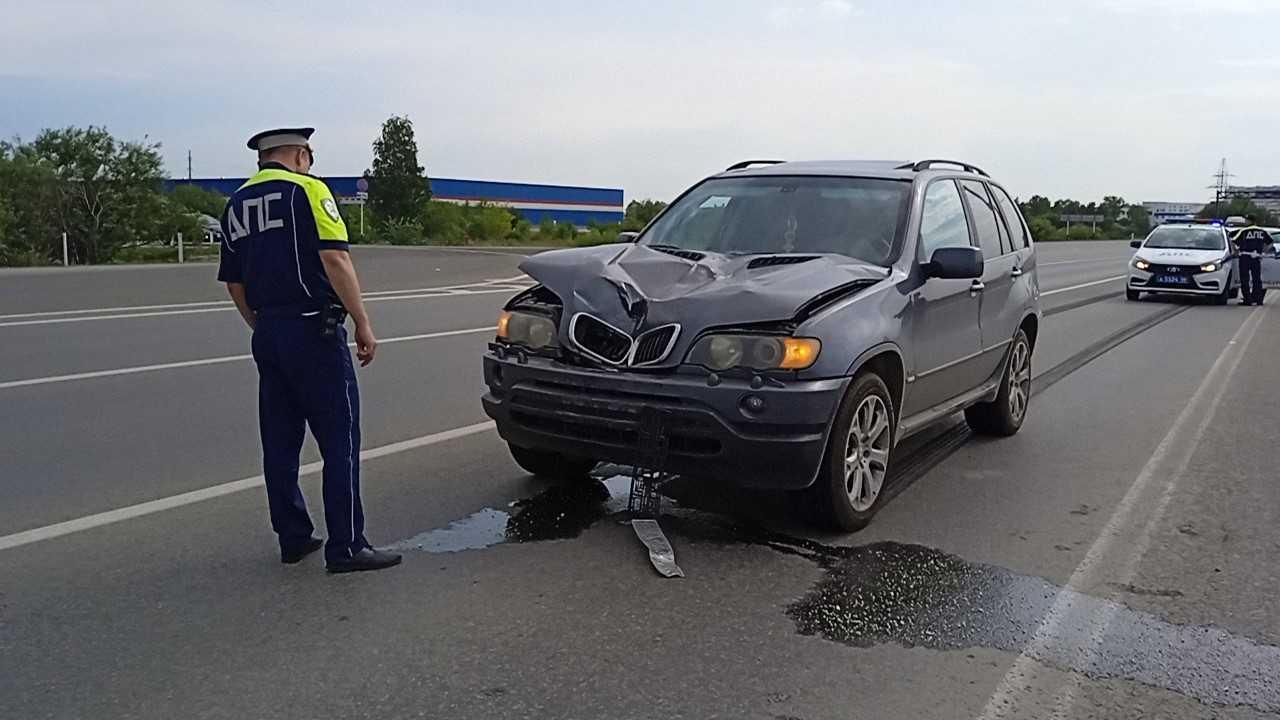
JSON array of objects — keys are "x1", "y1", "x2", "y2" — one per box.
[{"x1": 219, "y1": 127, "x2": 401, "y2": 573}]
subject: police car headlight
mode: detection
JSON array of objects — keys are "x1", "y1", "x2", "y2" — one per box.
[
  {"x1": 686, "y1": 334, "x2": 820, "y2": 371},
  {"x1": 1199, "y1": 262, "x2": 1219, "y2": 273},
  {"x1": 497, "y1": 311, "x2": 559, "y2": 350},
  {"x1": 1133, "y1": 259, "x2": 1151, "y2": 271}
]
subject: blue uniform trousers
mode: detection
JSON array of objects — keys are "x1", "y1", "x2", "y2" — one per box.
[{"x1": 251, "y1": 315, "x2": 368, "y2": 563}]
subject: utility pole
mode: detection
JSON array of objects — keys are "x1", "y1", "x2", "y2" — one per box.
[
  {"x1": 187, "y1": 150, "x2": 193, "y2": 180},
  {"x1": 1208, "y1": 158, "x2": 1233, "y2": 218}
]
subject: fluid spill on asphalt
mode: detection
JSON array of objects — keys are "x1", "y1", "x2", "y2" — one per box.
[
  {"x1": 389, "y1": 475, "x2": 633, "y2": 553},
  {"x1": 743, "y1": 537, "x2": 1280, "y2": 714}
]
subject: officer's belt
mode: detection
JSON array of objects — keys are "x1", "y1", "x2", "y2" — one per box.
[{"x1": 256, "y1": 302, "x2": 326, "y2": 318}]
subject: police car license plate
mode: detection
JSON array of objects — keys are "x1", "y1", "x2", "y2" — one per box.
[{"x1": 1158, "y1": 275, "x2": 1189, "y2": 285}]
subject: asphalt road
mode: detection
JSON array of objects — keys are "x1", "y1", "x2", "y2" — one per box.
[{"x1": 3, "y1": 240, "x2": 1278, "y2": 720}]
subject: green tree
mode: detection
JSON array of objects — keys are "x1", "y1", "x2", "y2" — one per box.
[
  {"x1": 1100, "y1": 196, "x2": 1127, "y2": 223},
  {"x1": 1126, "y1": 205, "x2": 1151, "y2": 236},
  {"x1": 21, "y1": 126, "x2": 175, "y2": 263},
  {"x1": 1198, "y1": 197, "x2": 1275, "y2": 225},
  {"x1": 170, "y1": 184, "x2": 227, "y2": 218},
  {"x1": 367, "y1": 115, "x2": 430, "y2": 224},
  {"x1": 623, "y1": 199, "x2": 667, "y2": 231},
  {"x1": 1021, "y1": 195, "x2": 1052, "y2": 218}
]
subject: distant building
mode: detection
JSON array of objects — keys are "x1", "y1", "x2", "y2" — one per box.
[
  {"x1": 1225, "y1": 186, "x2": 1280, "y2": 216},
  {"x1": 167, "y1": 176, "x2": 625, "y2": 227},
  {"x1": 1142, "y1": 201, "x2": 1205, "y2": 226}
]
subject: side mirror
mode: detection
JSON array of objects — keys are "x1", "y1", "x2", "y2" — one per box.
[
  {"x1": 618, "y1": 231, "x2": 640, "y2": 243},
  {"x1": 925, "y1": 246, "x2": 984, "y2": 279},
  {"x1": 1129, "y1": 240, "x2": 1142, "y2": 249}
]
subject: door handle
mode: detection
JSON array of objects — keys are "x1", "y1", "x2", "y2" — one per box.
[
  {"x1": 1010, "y1": 267, "x2": 1024, "y2": 278},
  {"x1": 970, "y1": 280, "x2": 986, "y2": 293}
]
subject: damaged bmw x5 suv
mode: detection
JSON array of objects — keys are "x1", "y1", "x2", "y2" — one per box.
[{"x1": 482, "y1": 159, "x2": 1040, "y2": 530}]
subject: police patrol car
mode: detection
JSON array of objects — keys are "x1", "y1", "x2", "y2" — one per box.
[{"x1": 1127, "y1": 223, "x2": 1237, "y2": 304}]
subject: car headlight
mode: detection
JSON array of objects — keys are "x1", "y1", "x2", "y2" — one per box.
[
  {"x1": 496, "y1": 310, "x2": 559, "y2": 350},
  {"x1": 1199, "y1": 262, "x2": 1220, "y2": 272},
  {"x1": 1133, "y1": 259, "x2": 1151, "y2": 271},
  {"x1": 686, "y1": 334, "x2": 821, "y2": 371}
]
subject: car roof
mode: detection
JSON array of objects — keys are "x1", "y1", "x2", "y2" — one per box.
[{"x1": 712, "y1": 159, "x2": 997, "y2": 183}]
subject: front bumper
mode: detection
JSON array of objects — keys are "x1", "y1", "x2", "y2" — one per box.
[
  {"x1": 481, "y1": 351, "x2": 848, "y2": 489},
  {"x1": 1128, "y1": 262, "x2": 1233, "y2": 295}
]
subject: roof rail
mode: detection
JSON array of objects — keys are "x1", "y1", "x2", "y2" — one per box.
[
  {"x1": 896, "y1": 159, "x2": 989, "y2": 177},
  {"x1": 725, "y1": 159, "x2": 786, "y2": 172}
]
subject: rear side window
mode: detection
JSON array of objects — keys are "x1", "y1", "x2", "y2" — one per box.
[
  {"x1": 918, "y1": 180, "x2": 971, "y2": 260},
  {"x1": 960, "y1": 180, "x2": 1004, "y2": 261},
  {"x1": 991, "y1": 186, "x2": 1030, "y2": 249}
]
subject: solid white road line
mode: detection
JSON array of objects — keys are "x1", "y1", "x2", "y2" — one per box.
[
  {"x1": 1040, "y1": 275, "x2": 1127, "y2": 297},
  {"x1": 1039, "y1": 256, "x2": 1131, "y2": 267},
  {"x1": 975, "y1": 307, "x2": 1264, "y2": 719},
  {"x1": 0, "y1": 326, "x2": 494, "y2": 390},
  {"x1": 0, "y1": 274, "x2": 531, "y2": 323},
  {"x1": 0, "y1": 421, "x2": 497, "y2": 552},
  {"x1": 0, "y1": 286, "x2": 530, "y2": 328}
]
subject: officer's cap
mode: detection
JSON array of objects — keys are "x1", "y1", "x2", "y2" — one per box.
[{"x1": 247, "y1": 127, "x2": 315, "y2": 152}]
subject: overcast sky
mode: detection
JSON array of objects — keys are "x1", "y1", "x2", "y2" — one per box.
[{"x1": 2, "y1": 0, "x2": 1277, "y2": 203}]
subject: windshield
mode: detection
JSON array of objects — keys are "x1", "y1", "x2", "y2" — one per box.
[
  {"x1": 1144, "y1": 226, "x2": 1225, "y2": 251},
  {"x1": 640, "y1": 176, "x2": 910, "y2": 266}
]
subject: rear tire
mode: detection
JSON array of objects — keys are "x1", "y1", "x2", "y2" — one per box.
[
  {"x1": 1125, "y1": 288, "x2": 1141, "y2": 301},
  {"x1": 965, "y1": 329, "x2": 1032, "y2": 437},
  {"x1": 508, "y1": 444, "x2": 597, "y2": 482},
  {"x1": 805, "y1": 373, "x2": 895, "y2": 532}
]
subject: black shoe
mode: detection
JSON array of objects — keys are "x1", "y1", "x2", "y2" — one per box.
[
  {"x1": 281, "y1": 537, "x2": 324, "y2": 564},
  {"x1": 326, "y1": 547, "x2": 403, "y2": 574},
  {"x1": 1241, "y1": 301, "x2": 1254, "y2": 306}
]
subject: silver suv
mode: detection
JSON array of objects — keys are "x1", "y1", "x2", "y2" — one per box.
[{"x1": 482, "y1": 159, "x2": 1041, "y2": 530}]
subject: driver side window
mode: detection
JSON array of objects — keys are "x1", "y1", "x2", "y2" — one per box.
[{"x1": 919, "y1": 180, "x2": 972, "y2": 261}]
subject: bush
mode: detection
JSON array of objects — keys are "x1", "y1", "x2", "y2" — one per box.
[
  {"x1": 570, "y1": 224, "x2": 623, "y2": 247},
  {"x1": 467, "y1": 204, "x2": 517, "y2": 244},
  {"x1": 0, "y1": 244, "x2": 54, "y2": 267},
  {"x1": 419, "y1": 201, "x2": 466, "y2": 245},
  {"x1": 382, "y1": 217, "x2": 424, "y2": 245},
  {"x1": 507, "y1": 219, "x2": 534, "y2": 243},
  {"x1": 339, "y1": 203, "x2": 378, "y2": 244}
]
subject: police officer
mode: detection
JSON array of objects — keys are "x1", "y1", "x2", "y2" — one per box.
[
  {"x1": 1232, "y1": 214, "x2": 1273, "y2": 306},
  {"x1": 219, "y1": 127, "x2": 401, "y2": 573}
]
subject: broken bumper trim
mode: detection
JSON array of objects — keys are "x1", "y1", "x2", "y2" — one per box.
[{"x1": 481, "y1": 353, "x2": 847, "y2": 490}]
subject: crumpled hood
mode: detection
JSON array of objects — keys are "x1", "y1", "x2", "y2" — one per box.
[
  {"x1": 519, "y1": 243, "x2": 887, "y2": 334},
  {"x1": 1137, "y1": 248, "x2": 1228, "y2": 265}
]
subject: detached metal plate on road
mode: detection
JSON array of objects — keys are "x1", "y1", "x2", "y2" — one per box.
[{"x1": 632, "y1": 519, "x2": 685, "y2": 578}]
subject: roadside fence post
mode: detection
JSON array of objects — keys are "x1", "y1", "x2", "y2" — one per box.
[
  {"x1": 62, "y1": 232, "x2": 69, "y2": 266},
  {"x1": 177, "y1": 233, "x2": 184, "y2": 264}
]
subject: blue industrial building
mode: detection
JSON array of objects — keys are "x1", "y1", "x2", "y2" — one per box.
[{"x1": 167, "y1": 176, "x2": 625, "y2": 227}]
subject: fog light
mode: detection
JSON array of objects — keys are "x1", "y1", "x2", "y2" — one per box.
[{"x1": 742, "y1": 394, "x2": 766, "y2": 414}]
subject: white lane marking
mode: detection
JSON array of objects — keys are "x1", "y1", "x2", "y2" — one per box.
[
  {"x1": 1040, "y1": 275, "x2": 1127, "y2": 297},
  {"x1": 0, "y1": 285, "x2": 531, "y2": 328},
  {"x1": 0, "y1": 326, "x2": 494, "y2": 390},
  {"x1": 1039, "y1": 256, "x2": 1131, "y2": 267},
  {"x1": 0, "y1": 274, "x2": 531, "y2": 322},
  {"x1": 976, "y1": 307, "x2": 1264, "y2": 719},
  {"x1": 0, "y1": 422, "x2": 497, "y2": 552}
]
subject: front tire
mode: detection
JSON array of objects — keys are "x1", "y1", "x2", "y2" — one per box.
[
  {"x1": 508, "y1": 444, "x2": 596, "y2": 482},
  {"x1": 1126, "y1": 288, "x2": 1141, "y2": 301},
  {"x1": 805, "y1": 373, "x2": 895, "y2": 532},
  {"x1": 1214, "y1": 282, "x2": 1231, "y2": 306},
  {"x1": 965, "y1": 329, "x2": 1032, "y2": 437}
]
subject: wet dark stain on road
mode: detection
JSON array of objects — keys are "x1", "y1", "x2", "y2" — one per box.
[
  {"x1": 390, "y1": 470, "x2": 1280, "y2": 712},
  {"x1": 730, "y1": 535, "x2": 1280, "y2": 714},
  {"x1": 389, "y1": 475, "x2": 632, "y2": 553}
]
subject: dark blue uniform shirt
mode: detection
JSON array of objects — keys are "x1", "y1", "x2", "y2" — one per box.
[{"x1": 217, "y1": 163, "x2": 350, "y2": 310}]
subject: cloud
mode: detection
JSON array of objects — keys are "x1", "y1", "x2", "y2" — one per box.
[
  {"x1": 818, "y1": 0, "x2": 855, "y2": 20},
  {"x1": 767, "y1": 1, "x2": 858, "y2": 28}
]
